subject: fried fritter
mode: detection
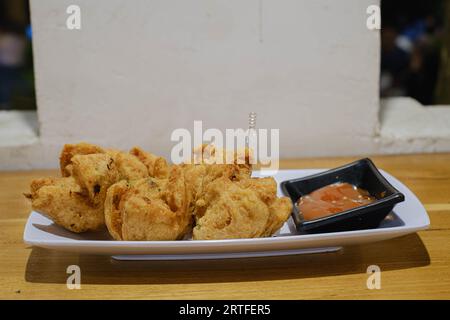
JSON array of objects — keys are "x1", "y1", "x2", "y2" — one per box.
[
  {"x1": 28, "y1": 142, "x2": 154, "y2": 233},
  {"x1": 27, "y1": 177, "x2": 104, "y2": 232},
  {"x1": 104, "y1": 166, "x2": 191, "y2": 241},
  {"x1": 114, "y1": 151, "x2": 149, "y2": 181},
  {"x1": 59, "y1": 142, "x2": 105, "y2": 177},
  {"x1": 130, "y1": 147, "x2": 170, "y2": 179},
  {"x1": 192, "y1": 178, "x2": 270, "y2": 240},
  {"x1": 181, "y1": 144, "x2": 253, "y2": 218},
  {"x1": 71, "y1": 153, "x2": 120, "y2": 206},
  {"x1": 104, "y1": 180, "x2": 129, "y2": 240},
  {"x1": 192, "y1": 143, "x2": 252, "y2": 174},
  {"x1": 180, "y1": 164, "x2": 207, "y2": 209},
  {"x1": 60, "y1": 143, "x2": 156, "y2": 180},
  {"x1": 182, "y1": 163, "x2": 251, "y2": 219},
  {"x1": 192, "y1": 177, "x2": 292, "y2": 240},
  {"x1": 60, "y1": 143, "x2": 154, "y2": 207},
  {"x1": 236, "y1": 177, "x2": 277, "y2": 205},
  {"x1": 237, "y1": 177, "x2": 293, "y2": 236},
  {"x1": 236, "y1": 177, "x2": 293, "y2": 237},
  {"x1": 28, "y1": 142, "x2": 291, "y2": 241},
  {"x1": 263, "y1": 196, "x2": 293, "y2": 237}
]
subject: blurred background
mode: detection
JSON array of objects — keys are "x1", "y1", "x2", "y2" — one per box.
[
  {"x1": 0, "y1": 0, "x2": 449, "y2": 110},
  {"x1": 381, "y1": 0, "x2": 450, "y2": 105},
  {"x1": 0, "y1": 0, "x2": 35, "y2": 110}
]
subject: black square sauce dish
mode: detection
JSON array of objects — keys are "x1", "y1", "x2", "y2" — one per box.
[{"x1": 280, "y1": 158, "x2": 405, "y2": 233}]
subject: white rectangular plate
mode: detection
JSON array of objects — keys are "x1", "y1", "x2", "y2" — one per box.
[{"x1": 23, "y1": 169, "x2": 430, "y2": 260}]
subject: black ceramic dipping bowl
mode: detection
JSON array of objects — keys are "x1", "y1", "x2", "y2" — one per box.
[{"x1": 280, "y1": 158, "x2": 405, "y2": 233}]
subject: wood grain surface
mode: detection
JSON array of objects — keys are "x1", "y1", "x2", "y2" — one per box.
[{"x1": 1, "y1": 154, "x2": 449, "y2": 299}]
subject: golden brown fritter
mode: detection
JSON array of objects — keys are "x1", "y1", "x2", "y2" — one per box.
[
  {"x1": 192, "y1": 144, "x2": 252, "y2": 175},
  {"x1": 192, "y1": 177, "x2": 270, "y2": 240},
  {"x1": 263, "y1": 196, "x2": 293, "y2": 237},
  {"x1": 180, "y1": 164, "x2": 208, "y2": 208},
  {"x1": 182, "y1": 163, "x2": 251, "y2": 219},
  {"x1": 60, "y1": 143, "x2": 157, "y2": 180},
  {"x1": 28, "y1": 142, "x2": 154, "y2": 234},
  {"x1": 71, "y1": 153, "x2": 120, "y2": 206},
  {"x1": 27, "y1": 177, "x2": 104, "y2": 232},
  {"x1": 237, "y1": 177, "x2": 293, "y2": 236},
  {"x1": 61, "y1": 146, "x2": 150, "y2": 216},
  {"x1": 130, "y1": 147, "x2": 170, "y2": 179},
  {"x1": 180, "y1": 144, "x2": 253, "y2": 218},
  {"x1": 28, "y1": 142, "x2": 291, "y2": 240},
  {"x1": 114, "y1": 151, "x2": 149, "y2": 181},
  {"x1": 59, "y1": 142, "x2": 105, "y2": 177},
  {"x1": 236, "y1": 177, "x2": 278, "y2": 205},
  {"x1": 235, "y1": 177, "x2": 292, "y2": 236},
  {"x1": 104, "y1": 180, "x2": 129, "y2": 240},
  {"x1": 62, "y1": 144, "x2": 159, "y2": 202},
  {"x1": 104, "y1": 166, "x2": 192, "y2": 241},
  {"x1": 192, "y1": 177, "x2": 292, "y2": 240}
]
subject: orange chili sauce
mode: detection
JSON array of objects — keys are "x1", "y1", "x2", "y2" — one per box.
[{"x1": 296, "y1": 182, "x2": 376, "y2": 221}]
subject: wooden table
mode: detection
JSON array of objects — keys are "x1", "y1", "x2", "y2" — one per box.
[{"x1": 1, "y1": 154, "x2": 450, "y2": 299}]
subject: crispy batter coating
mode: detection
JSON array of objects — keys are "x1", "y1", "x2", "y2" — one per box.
[
  {"x1": 27, "y1": 177, "x2": 104, "y2": 232},
  {"x1": 63, "y1": 146, "x2": 150, "y2": 207},
  {"x1": 192, "y1": 178, "x2": 270, "y2": 240},
  {"x1": 192, "y1": 144, "x2": 252, "y2": 175},
  {"x1": 59, "y1": 142, "x2": 105, "y2": 177},
  {"x1": 193, "y1": 143, "x2": 253, "y2": 163},
  {"x1": 236, "y1": 177, "x2": 277, "y2": 205},
  {"x1": 104, "y1": 166, "x2": 192, "y2": 240},
  {"x1": 104, "y1": 180, "x2": 129, "y2": 240},
  {"x1": 193, "y1": 177, "x2": 292, "y2": 240},
  {"x1": 182, "y1": 163, "x2": 252, "y2": 219},
  {"x1": 60, "y1": 143, "x2": 154, "y2": 180},
  {"x1": 180, "y1": 144, "x2": 253, "y2": 218},
  {"x1": 236, "y1": 177, "x2": 293, "y2": 236},
  {"x1": 71, "y1": 153, "x2": 120, "y2": 206},
  {"x1": 28, "y1": 142, "x2": 291, "y2": 240},
  {"x1": 114, "y1": 151, "x2": 149, "y2": 181},
  {"x1": 130, "y1": 147, "x2": 170, "y2": 179},
  {"x1": 263, "y1": 197, "x2": 293, "y2": 237},
  {"x1": 180, "y1": 164, "x2": 207, "y2": 203},
  {"x1": 29, "y1": 143, "x2": 153, "y2": 234}
]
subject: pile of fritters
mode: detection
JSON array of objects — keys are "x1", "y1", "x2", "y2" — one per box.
[{"x1": 26, "y1": 142, "x2": 292, "y2": 241}]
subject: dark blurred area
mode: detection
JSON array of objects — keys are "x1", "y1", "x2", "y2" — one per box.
[
  {"x1": 0, "y1": 0, "x2": 35, "y2": 110},
  {"x1": 381, "y1": 0, "x2": 449, "y2": 105}
]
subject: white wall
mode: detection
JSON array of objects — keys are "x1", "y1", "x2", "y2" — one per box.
[
  {"x1": 3, "y1": 0, "x2": 448, "y2": 170},
  {"x1": 29, "y1": 0, "x2": 380, "y2": 162}
]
